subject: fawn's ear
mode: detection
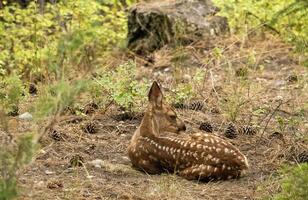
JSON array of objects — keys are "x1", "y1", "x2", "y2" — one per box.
[{"x1": 148, "y1": 81, "x2": 163, "y2": 108}]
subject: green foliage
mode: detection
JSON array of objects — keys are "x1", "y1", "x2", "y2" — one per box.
[
  {"x1": 0, "y1": 75, "x2": 25, "y2": 114},
  {"x1": 173, "y1": 83, "x2": 194, "y2": 104},
  {"x1": 94, "y1": 61, "x2": 149, "y2": 112},
  {"x1": 273, "y1": 164, "x2": 308, "y2": 200},
  {"x1": 0, "y1": 0, "x2": 128, "y2": 78},
  {"x1": 0, "y1": 133, "x2": 38, "y2": 200},
  {"x1": 172, "y1": 69, "x2": 205, "y2": 103},
  {"x1": 213, "y1": 0, "x2": 308, "y2": 55},
  {"x1": 34, "y1": 79, "x2": 89, "y2": 119}
]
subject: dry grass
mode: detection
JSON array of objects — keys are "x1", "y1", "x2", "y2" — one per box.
[{"x1": 4, "y1": 34, "x2": 307, "y2": 200}]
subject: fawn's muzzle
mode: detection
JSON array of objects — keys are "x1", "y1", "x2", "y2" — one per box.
[{"x1": 179, "y1": 123, "x2": 186, "y2": 132}]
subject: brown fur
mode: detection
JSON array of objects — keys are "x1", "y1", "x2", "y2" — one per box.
[{"x1": 127, "y1": 81, "x2": 249, "y2": 180}]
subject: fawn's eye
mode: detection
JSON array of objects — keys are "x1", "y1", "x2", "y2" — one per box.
[{"x1": 169, "y1": 115, "x2": 177, "y2": 120}]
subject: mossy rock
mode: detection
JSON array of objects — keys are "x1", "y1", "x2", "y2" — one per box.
[{"x1": 127, "y1": 0, "x2": 229, "y2": 54}]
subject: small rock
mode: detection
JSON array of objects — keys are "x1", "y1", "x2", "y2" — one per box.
[
  {"x1": 89, "y1": 159, "x2": 104, "y2": 168},
  {"x1": 274, "y1": 80, "x2": 285, "y2": 87},
  {"x1": 45, "y1": 170, "x2": 54, "y2": 175},
  {"x1": 183, "y1": 74, "x2": 192, "y2": 82},
  {"x1": 18, "y1": 112, "x2": 33, "y2": 120},
  {"x1": 36, "y1": 181, "x2": 45, "y2": 188}
]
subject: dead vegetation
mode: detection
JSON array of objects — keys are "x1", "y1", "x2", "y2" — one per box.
[{"x1": 7, "y1": 34, "x2": 307, "y2": 200}]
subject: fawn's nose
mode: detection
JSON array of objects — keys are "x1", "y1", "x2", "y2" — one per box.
[{"x1": 179, "y1": 123, "x2": 186, "y2": 131}]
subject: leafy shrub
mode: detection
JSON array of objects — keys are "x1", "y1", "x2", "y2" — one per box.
[
  {"x1": 0, "y1": 0, "x2": 128, "y2": 79},
  {"x1": 94, "y1": 61, "x2": 149, "y2": 112},
  {"x1": 0, "y1": 131, "x2": 38, "y2": 200},
  {"x1": 34, "y1": 79, "x2": 89, "y2": 119},
  {"x1": 0, "y1": 75, "x2": 25, "y2": 115},
  {"x1": 274, "y1": 163, "x2": 308, "y2": 200},
  {"x1": 171, "y1": 69, "x2": 205, "y2": 104}
]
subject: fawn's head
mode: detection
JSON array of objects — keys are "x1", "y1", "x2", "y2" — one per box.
[{"x1": 141, "y1": 81, "x2": 186, "y2": 136}]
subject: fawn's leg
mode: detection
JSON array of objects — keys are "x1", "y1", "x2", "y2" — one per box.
[
  {"x1": 133, "y1": 159, "x2": 162, "y2": 174},
  {"x1": 179, "y1": 164, "x2": 241, "y2": 180}
]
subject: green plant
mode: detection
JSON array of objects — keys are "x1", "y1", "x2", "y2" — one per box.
[
  {"x1": 213, "y1": 0, "x2": 308, "y2": 57},
  {"x1": 94, "y1": 61, "x2": 149, "y2": 112},
  {"x1": 221, "y1": 80, "x2": 251, "y2": 122},
  {"x1": 0, "y1": 132, "x2": 38, "y2": 200},
  {"x1": 0, "y1": 0, "x2": 128, "y2": 79},
  {"x1": 273, "y1": 164, "x2": 308, "y2": 200},
  {"x1": 34, "y1": 79, "x2": 89, "y2": 119},
  {"x1": 0, "y1": 77, "x2": 93, "y2": 200},
  {"x1": 0, "y1": 75, "x2": 25, "y2": 115}
]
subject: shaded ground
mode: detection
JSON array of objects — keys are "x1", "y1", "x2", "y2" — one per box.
[{"x1": 13, "y1": 35, "x2": 308, "y2": 200}]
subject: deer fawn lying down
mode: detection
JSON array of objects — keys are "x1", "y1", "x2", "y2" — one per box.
[{"x1": 128, "y1": 81, "x2": 249, "y2": 180}]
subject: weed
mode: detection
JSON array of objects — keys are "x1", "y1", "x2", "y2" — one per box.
[{"x1": 273, "y1": 164, "x2": 308, "y2": 200}]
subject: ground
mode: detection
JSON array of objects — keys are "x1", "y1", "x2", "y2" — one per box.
[{"x1": 12, "y1": 35, "x2": 308, "y2": 200}]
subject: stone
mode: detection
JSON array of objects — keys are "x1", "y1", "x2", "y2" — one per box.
[
  {"x1": 127, "y1": 0, "x2": 229, "y2": 54},
  {"x1": 18, "y1": 112, "x2": 33, "y2": 120}
]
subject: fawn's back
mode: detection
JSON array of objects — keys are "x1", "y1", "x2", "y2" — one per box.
[{"x1": 128, "y1": 81, "x2": 248, "y2": 180}]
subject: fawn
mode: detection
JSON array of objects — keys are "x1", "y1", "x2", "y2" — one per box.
[{"x1": 128, "y1": 81, "x2": 249, "y2": 180}]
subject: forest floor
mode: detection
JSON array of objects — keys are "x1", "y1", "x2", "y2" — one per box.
[{"x1": 14, "y1": 35, "x2": 308, "y2": 200}]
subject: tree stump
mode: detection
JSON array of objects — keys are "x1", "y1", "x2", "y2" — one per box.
[{"x1": 127, "y1": 0, "x2": 229, "y2": 54}]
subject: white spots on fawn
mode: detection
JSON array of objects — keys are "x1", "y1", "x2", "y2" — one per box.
[
  {"x1": 222, "y1": 164, "x2": 226, "y2": 170},
  {"x1": 197, "y1": 144, "x2": 203, "y2": 149},
  {"x1": 141, "y1": 160, "x2": 148, "y2": 165},
  {"x1": 192, "y1": 168, "x2": 198, "y2": 174},
  {"x1": 193, "y1": 152, "x2": 199, "y2": 160},
  {"x1": 224, "y1": 148, "x2": 229, "y2": 153},
  {"x1": 227, "y1": 166, "x2": 231, "y2": 170},
  {"x1": 206, "y1": 154, "x2": 213, "y2": 160},
  {"x1": 190, "y1": 142, "x2": 196, "y2": 148},
  {"x1": 204, "y1": 138, "x2": 210, "y2": 143},
  {"x1": 216, "y1": 148, "x2": 222, "y2": 153},
  {"x1": 214, "y1": 167, "x2": 218, "y2": 172}
]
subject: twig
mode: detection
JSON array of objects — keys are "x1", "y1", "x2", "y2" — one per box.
[
  {"x1": 260, "y1": 99, "x2": 288, "y2": 138},
  {"x1": 246, "y1": 11, "x2": 280, "y2": 34},
  {"x1": 209, "y1": 69, "x2": 220, "y2": 100}
]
